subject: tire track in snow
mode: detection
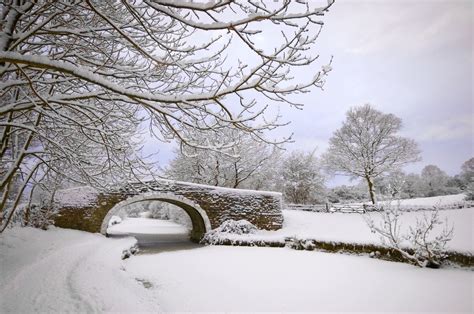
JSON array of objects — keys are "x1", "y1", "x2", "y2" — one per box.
[{"x1": 64, "y1": 246, "x2": 97, "y2": 313}]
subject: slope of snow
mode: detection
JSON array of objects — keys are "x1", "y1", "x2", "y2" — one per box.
[
  {"x1": 362, "y1": 193, "x2": 468, "y2": 208},
  {"x1": 0, "y1": 227, "x2": 159, "y2": 313},
  {"x1": 391, "y1": 193, "x2": 466, "y2": 206}
]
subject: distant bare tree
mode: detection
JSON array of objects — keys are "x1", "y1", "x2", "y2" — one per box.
[
  {"x1": 375, "y1": 170, "x2": 407, "y2": 198},
  {"x1": 0, "y1": 1, "x2": 334, "y2": 230},
  {"x1": 280, "y1": 150, "x2": 326, "y2": 204},
  {"x1": 166, "y1": 127, "x2": 279, "y2": 189},
  {"x1": 459, "y1": 158, "x2": 474, "y2": 200},
  {"x1": 460, "y1": 158, "x2": 474, "y2": 180},
  {"x1": 401, "y1": 173, "x2": 424, "y2": 198},
  {"x1": 324, "y1": 104, "x2": 421, "y2": 204},
  {"x1": 420, "y1": 165, "x2": 449, "y2": 197}
]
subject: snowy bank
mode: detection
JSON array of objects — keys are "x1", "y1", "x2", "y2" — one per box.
[{"x1": 0, "y1": 227, "x2": 160, "y2": 313}]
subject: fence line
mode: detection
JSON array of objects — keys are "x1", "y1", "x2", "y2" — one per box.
[
  {"x1": 285, "y1": 203, "x2": 376, "y2": 213},
  {"x1": 285, "y1": 200, "x2": 474, "y2": 213}
]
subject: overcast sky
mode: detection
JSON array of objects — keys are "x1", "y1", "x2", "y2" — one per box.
[{"x1": 152, "y1": 0, "x2": 473, "y2": 186}]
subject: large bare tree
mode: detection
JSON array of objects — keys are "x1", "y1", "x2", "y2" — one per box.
[
  {"x1": 324, "y1": 104, "x2": 421, "y2": 204},
  {"x1": 0, "y1": 0, "x2": 334, "y2": 230}
]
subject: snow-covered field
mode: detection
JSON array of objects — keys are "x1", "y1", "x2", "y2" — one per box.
[
  {"x1": 354, "y1": 193, "x2": 467, "y2": 207},
  {"x1": 1, "y1": 227, "x2": 472, "y2": 313},
  {"x1": 386, "y1": 193, "x2": 467, "y2": 206},
  {"x1": 264, "y1": 208, "x2": 474, "y2": 252}
]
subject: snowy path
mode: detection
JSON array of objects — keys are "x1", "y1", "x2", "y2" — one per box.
[
  {"x1": 5, "y1": 239, "x2": 97, "y2": 312},
  {"x1": 0, "y1": 228, "x2": 159, "y2": 313}
]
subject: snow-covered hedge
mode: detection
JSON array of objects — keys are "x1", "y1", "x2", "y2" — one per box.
[
  {"x1": 201, "y1": 219, "x2": 258, "y2": 245},
  {"x1": 6, "y1": 203, "x2": 55, "y2": 230}
]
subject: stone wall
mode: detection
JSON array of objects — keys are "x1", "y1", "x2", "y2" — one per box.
[{"x1": 54, "y1": 179, "x2": 283, "y2": 240}]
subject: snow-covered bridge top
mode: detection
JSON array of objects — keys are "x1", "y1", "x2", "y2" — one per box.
[
  {"x1": 120, "y1": 179, "x2": 282, "y2": 196},
  {"x1": 54, "y1": 179, "x2": 284, "y2": 241}
]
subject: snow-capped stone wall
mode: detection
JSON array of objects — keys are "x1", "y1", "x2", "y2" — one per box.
[{"x1": 54, "y1": 179, "x2": 283, "y2": 241}]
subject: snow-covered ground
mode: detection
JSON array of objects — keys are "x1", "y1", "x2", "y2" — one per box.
[
  {"x1": 126, "y1": 245, "x2": 473, "y2": 312},
  {"x1": 1, "y1": 227, "x2": 472, "y2": 313},
  {"x1": 386, "y1": 193, "x2": 466, "y2": 206},
  {"x1": 0, "y1": 227, "x2": 160, "y2": 313},
  {"x1": 352, "y1": 193, "x2": 467, "y2": 207}
]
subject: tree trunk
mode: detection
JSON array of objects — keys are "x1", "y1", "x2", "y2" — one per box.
[
  {"x1": 365, "y1": 175, "x2": 377, "y2": 205},
  {"x1": 233, "y1": 162, "x2": 240, "y2": 188}
]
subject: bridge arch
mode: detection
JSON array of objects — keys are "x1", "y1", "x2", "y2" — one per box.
[{"x1": 100, "y1": 192, "x2": 212, "y2": 242}]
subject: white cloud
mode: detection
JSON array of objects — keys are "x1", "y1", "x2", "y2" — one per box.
[
  {"x1": 414, "y1": 116, "x2": 473, "y2": 142},
  {"x1": 336, "y1": 1, "x2": 472, "y2": 57},
  {"x1": 287, "y1": 137, "x2": 329, "y2": 154}
]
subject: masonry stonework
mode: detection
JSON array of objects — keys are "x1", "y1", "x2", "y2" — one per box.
[{"x1": 54, "y1": 180, "x2": 283, "y2": 241}]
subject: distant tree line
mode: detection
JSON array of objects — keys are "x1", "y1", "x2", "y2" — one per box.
[
  {"x1": 166, "y1": 104, "x2": 473, "y2": 205},
  {"x1": 166, "y1": 141, "x2": 326, "y2": 205},
  {"x1": 326, "y1": 158, "x2": 473, "y2": 203}
]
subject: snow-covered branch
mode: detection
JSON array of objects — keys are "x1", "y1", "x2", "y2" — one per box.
[{"x1": 1, "y1": 0, "x2": 332, "y2": 230}]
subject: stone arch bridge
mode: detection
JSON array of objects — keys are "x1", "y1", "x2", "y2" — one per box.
[{"x1": 54, "y1": 180, "x2": 283, "y2": 241}]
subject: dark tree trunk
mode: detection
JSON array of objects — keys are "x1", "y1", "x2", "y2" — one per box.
[{"x1": 365, "y1": 175, "x2": 377, "y2": 205}]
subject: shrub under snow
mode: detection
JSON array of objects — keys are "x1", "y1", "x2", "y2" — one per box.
[
  {"x1": 364, "y1": 204, "x2": 454, "y2": 268},
  {"x1": 201, "y1": 219, "x2": 258, "y2": 245}
]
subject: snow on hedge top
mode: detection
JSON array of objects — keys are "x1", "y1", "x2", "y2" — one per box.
[
  {"x1": 211, "y1": 219, "x2": 258, "y2": 235},
  {"x1": 54, "y1": 186, "x2": 99, "y2": 207}
]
